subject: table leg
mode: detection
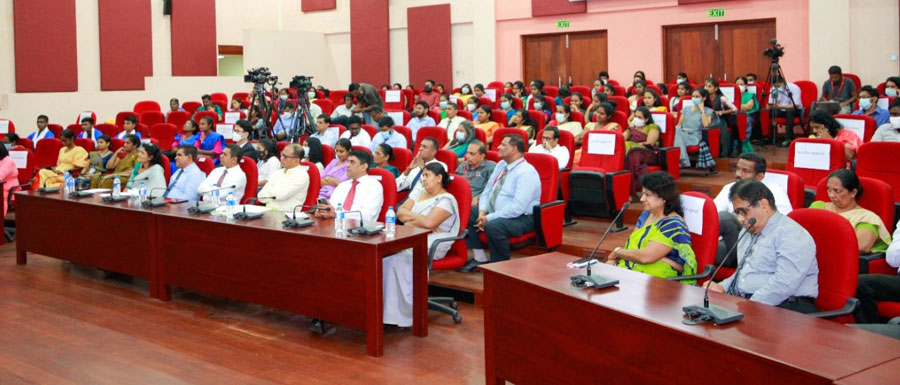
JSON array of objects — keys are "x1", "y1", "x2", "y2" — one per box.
[
  {"x1": 412, "y1": 237, "x2": 428, "y2": 338},
  {"x1": 366, "y1": 248, "x2": 384, "y2": 357}
]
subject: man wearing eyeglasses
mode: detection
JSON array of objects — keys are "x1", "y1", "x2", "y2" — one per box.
[
  {"x1": 257, "y1": 143, "x2": 309, "y2": 212},
  {"x1": 527, "y1": 125, "x2": 569, "y2": 170},
  {"x1": 704, "y1": 179, "x2": 819, "y2": 314}
]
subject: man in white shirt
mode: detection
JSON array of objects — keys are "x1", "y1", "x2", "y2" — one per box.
[
  {"x1": 714, "y1": 152, "x2": 793, "y2": 268},
  {"x1": 767, "y1": 75, "x2": 803, "y2": 147},
  {"x1": 309, "y1": 114, "x2": 339, "y2": 148},
  {"x1": 331, "y1": 94, "x2": 357, "y2": 121},
  {"x1": 197, "y1": 144, "x2": 248, "y2": 203},
  {"x1": 116, "y1": 115, "x2": 142, "y2": 140},
  {"x1": 315, "y1": 149, "x2": 384, "y2": 224},
  {"x1": 369, "y1": 116, "x2": 407, "y2": 152},
  {"x1": 397, "y1": 137, "x2": 447, "y2": 195},
  {"x1": 407, "y1": 101, "x2": 437, "y2": 142},
  {"x1": 340, "y1": 115, "x2": 371, "y2": 148},
  {"x1": 257, "y1": 143, "x2": 310, "y2": 212},
  {"x1": 438, "y1": 103, "x2": 466, "y2": 141},
  {"x1": 27, "y1": 114, "x2": 55, "y2": 149},
  {"x1": 528, "y1": 126, "x2": 569, "y2": 169}
]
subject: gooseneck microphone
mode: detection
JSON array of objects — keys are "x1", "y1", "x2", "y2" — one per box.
[
  {"x1": 187, "y1": 185, "x2": 236, "y2": 214},
  {"x1": 570, "y1": 202, "x2": 630, "y2": 289},
  {"x1": 283, "y1": 204, "x2": 314, "y2": 229},
  {"x1": 141, "y1": 188, "x2": 169, "y2": 208}
]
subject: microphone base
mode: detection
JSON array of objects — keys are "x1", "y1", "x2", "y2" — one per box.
[
  {"x1": 187, "y1": 205, "x2": 216, "y2": 214},
  {"x1": 282, "y1": 219, "x2": 314, "y2": 229},
  {"x1": 347, "y1": 226, "x2": 384, "y2": 235},
  {"x1": 570, "y1": 274, "x2": 619, "y2": 289},
  {"x1": 682, "y1": 304, "x2": 744, "y2": 325},
  {"x1": 68, "y1": 191, "x2": 94, "y2": 199},
  {"x1": 37, "y1": 187, "x2": 60, "y2": 194},
  {"x1": 234, "y1": 212, "x2": 265, "y2": 221},
  {"x1": 141, "y1": 199, "x2": 167, "y2": 208},
  {"x1": 102, "y1": 195, "x2": 129, "y2": 203}
]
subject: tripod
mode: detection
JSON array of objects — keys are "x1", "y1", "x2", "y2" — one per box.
[
  {"x1": 248, "y1": 82, "x2": 277, "y2": 140},
  {"x1": 286, "y1": 91, "x2": 316, "y2": 143},
  {"x1": 759, "y1": 61, "x2": 802, "y2": 151}
]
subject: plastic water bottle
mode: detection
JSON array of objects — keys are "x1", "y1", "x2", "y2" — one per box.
[
  {"x1": 334, "y1": 203, "x2": 344, "y2": 231},
  {"x1": 64, "y1": 172, "x2": 74, "y2": 195},
  {"x1": 112, "y1": 176, "x2": 121, "y2": 198},
  {"x1": 225, "y1": 192, "x2": 236, "y2": 216},
  {"x1": 213, "y1": 189, "x2": 221, "y2": 206},
  {"x1": 138, "y1": 182, "x2": 147, "y2": 203},
  {"x1": 385, "y1": 206, "x2": 396, "y2": 238}
]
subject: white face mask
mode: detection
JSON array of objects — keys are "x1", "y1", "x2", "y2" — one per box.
[
  {"x1": 555, "y1": 113, "x2": 566, "y2": 123},
  {"x1": 891, "y1": 116, "x2": 900, "y2": 128},
  {"x1": 467, "y1": 104, "x2": 476, "y2": 112},
  {"x1": 280, "y1": 95, "x2": 288, "y2": 101},
  {"x1": 886, "y1": 88, "x2": 898, "y2": 97},
  {"x1": 233, "y1": 131, "x2": 244, "y2": 141},
  {"x1": 739, "y1": 85, "x2": 747, "y2": 93},
  {"x1": 632, "y1": 118, "x2": 645, "y2": 128},
  {"x1": 462, "y1": 86, "x2": 470, "y2": 94},
  {"x1": 501, "y1": 101, "x2": 511, "y2": 110},
  {"x1": 534, "y1": 102, "x2": 543, "y2": 110},
  {"x1": 307, "y1": 91, "x2": 316, "y2": 99},
  {"x1": 455, "y1": 131, "x2": 466, "y2": 142}
]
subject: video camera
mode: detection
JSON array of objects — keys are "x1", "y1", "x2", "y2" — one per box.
[
  {"x1": 763, "y1": 38, "x2": 785, "y2": 62},
  {"x1": 289, "y1": 75, "x2": 314, "y2": 92},
  {"x1": 244, "y1": 67, "x2": 277, "y2": 85}
]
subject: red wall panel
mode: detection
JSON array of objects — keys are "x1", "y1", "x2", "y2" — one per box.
[
  {"x1": 99, "y1": 0, "x2": 153, "y2": 90},
  {"x1": 532, "y1": 0, "x2": 587, "y2": 17},
  {"x1": 13, "y1": 0, "x2": 78, "y2": 92},
  {"x1": 302, "y1": 0, "x2": 336, "y2": 12},
  {"x1": 350, "y1": 0, "x2": 390, "y2": 86},
  {"x1": 407, "y1": 5, "x2": 452, "y2": 90},
  {"x1": 171, "y1": 0, "x2": 217, "y2": 76}
]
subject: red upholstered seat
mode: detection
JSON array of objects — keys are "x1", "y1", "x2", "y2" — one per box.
[
  {"x1": 133, "y1": 100, "x2": 161, "y2": 116},
  {"x1": 9, "y1": 146, "x2": 35, "y2": 186},
  {"x1": 857, "y1": 142, "x2": 900, "y2": 202},
  {"x1": 193, "y1": 111, "x2": 219, "y2": 125},
  {"x1": 150, "y1": 124, "x2": 177, "y2": 151},
  {"x1": 833, "y1": 114, "x2": 876, "y2": 143},
  {"x1": 140, "y1": 111, "x2": 166, "y2": 130},
  {"x1": 367, "y1": 167, "x2": 397, "y2": 222},
  {"x1": 435, "y1": 149, "x2": 458, "y2": 173},
  {"x1": 300, "y1": 161, "x2": 321, "y2": 211},
  {"x1": 75, "y1": 111, "x2": 97, "y2": 125},
  {"x1": 352, "y1": 145, "x2": 371, "y2": 154},
  {"x1": 673, "y1": 192, "x2": 719, "y2": 284},
  {"x1": 166, "y1": 111, "x2": 191, "y2": 134},
  {"x1": 431, "y1": 176, "x2": 471, "y2": 271},
  {"x1": 566, "y1": 131, "x2": 630, "y2": 217},
  {"x1": 649, "y1": 111, "x2": 681, "y2": 180},
  {"x1": 321, "y1": 144, "x2": 334, "y2": 165},
  {"x1": 490, "y1": 109, "x2": 508, "y2": 126},
  {"x1": 390, "y1": 147, "x2": 412, "y2": 172},
  {"x1": 526, "y1": 110, "x2": 546, "y2": 131},
  {"x1": 764, "y1": 169, "x2": 805, "y2": 210},
  {"x1": 115, "y1": 112, "x2": 137, "y2": 131},
  {"x1": 490, "y1": 128, "x2": 528, "y2": 151},
  {"x1": 182, "y1": 101, "x2": 202, "y2": 115},
  {"x1": 95, "y1": 123, "x2": 119, "y2": 138},
  {"x1": 313, "y1": 99, "x2": 333, "y2": 115},
  {"x1": 393, "y1": 125, "x2": 413, "y2": 149},
  {"x1": 786, "y1": 138, "x2": 846, "y2": 190},
  {"x1": 35, "y1": 138, "x2": 63, "y2": 169},
  {"x1": 238, "y1": 156, "x2": 258, "y2": 204},
  {"x1": 195, "y1": 156, "x2": 215, "y2": 175},
  {"x1": 74, "y1": 138, "x2": 94, "y2": 153}
]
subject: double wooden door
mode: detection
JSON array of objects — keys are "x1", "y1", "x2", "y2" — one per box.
[
  {"x1": 523, "y1": 30, "x2": 608, "y2": 88},
  {"x1": 664, "y1": 19, "x2": 776, "y2": 84}
]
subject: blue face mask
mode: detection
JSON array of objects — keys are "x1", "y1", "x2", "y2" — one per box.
[
  {"x1": 534, "y1": 102, "x2": 544, "y2": 110},
  {"x1": 859, "y1": 98, "x2": 873, "y2": 110},
  {"x1": 501, "y1": 101, "x2": 511, "y2": 110},
  {"x1": 886, "y1": 88, "x2": 898, "y2": 97},
  {"x1": 381, "y1": 131, "x2": 392, "y2": 140},
  {"x1": 439, "y1": 101, "x2": 448, "y2": 109},
  {"x1": 455, "y1": 131, "x2": 466, "y2": 142},
  {"x1": 691, "y1": 97, "x2": 702, "y2": 106}
]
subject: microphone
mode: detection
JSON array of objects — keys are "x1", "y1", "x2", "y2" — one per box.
[
  {"x1": 570, "y1": 202, "x2": 630, "y2": 289},
  {"x1": 345, "y1": 210, "x2": 383, "y2": 235},
  {"x1": 233, "y1": 200, "x2": 264, "y2": 220},
  {"x1": 283, "y1": 204, "x2": 314, "y2": 229},
  {"x1": 187, "y1": 185, "x2": 236, "y2": 214},
  {"x1": 682, "y1": 217, "x2": 756, "y2": 325},
  {"x1": 68, "y1": 181, "x2": 94, "y2": 198},
  {"x1": 141, "y1": 188, "x2": 169, "y2": 208}
]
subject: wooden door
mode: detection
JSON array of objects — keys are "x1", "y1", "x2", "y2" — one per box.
[
  {"x1": 664, "y1": 19, "x2": 776, "y2": 84},
  {"x1": 523, "y1": 34, "x2": 567, "y2": 88},
  {"x1": 718, "y1": 20, "x2": 777, "y2": 83},
  {"x1": 567, "y1": 31, "x2": 609, "y2": 87},
  {"x1": 664, "y1": 24, "x2": 719, "y2": 85}
]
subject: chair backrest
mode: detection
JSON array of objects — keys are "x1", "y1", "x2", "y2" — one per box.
[
  {"x1": 367, "y1": 167, "x2": 397, "y2": 222},
  {"x1": 109, "y1": 138, "x2": 124, "y2": 152},
  {"x1": 182, "y1": 101, "x2": 202, "y2": 115},
  {"x1": 160, "y1": 155, "x2": 172, "y2": 185},
  {"x1": 46, "y1": 124, "x2": 63, "y2": 138},
  {"x1": 18, "y1": 137, "x2": 34, "y2": 151},
  {"x1": 570, "y1": 85, "x2": 591, "y2": 97},
  {"x1": 609, "y1": 96, "x2": 631, "y2": 117},
  {"x1": 66, "y1": 123, "x2": 83, "y2": 138},
  {"x1": 486, "y1": 150, "x2": 500, "y2": 163},
  {"x1": 611, "y1": 110, "x2": 628, "y2": 129},
  {"x1": 140, "y1": 111, "x2": 166, "y2": 129},
  {"x1": 75, "y1": 111, "x2": 97, "y2": 125},
  {"x1": 491, "y1": 128, "x2": 528, "y2": 151},
  {"x1": 380, "y1": 89, "x2": 405, "y2": 110},
  {"x1": 786, "y1": 138, "x2": 846, "y2": 190},
  {"x1": 763, "y1": 169, "x2": 805, "y2": 210},
  {"x1": 475, "y1": 128, "x2": 487, "y2": 143},
  {"x1": 10, "y1": 146, "x2": 35, "y2": 185},
  {"x1": 814, "y1": 176, "x2": 895, "y2": 233},
  {"x1": 321, "y1": 144, "x2": 335, "y2": 165},
  {"x1": 0, "y1": 119, "x2": 13, "y2": 140},
  {"x1": 193, "y1": 111, "x2": 219, "y2": 125},
  {"x1": 490, "y1": 109, "x2": 509, "y2": 126},
  {"x1": 681, "y1": 192, "x2": 719, "y2": 282},
  {"x1": 535, "y1": 129, "x2": 575, "y2": 168},
  {"x1": 211, "y1": 100, "x2": 228, "y2": 115},
  {"x1": 210, "y1": 93, "x2": 228, "y2": 106},
  {"x1": 300, "y1": 161, "x2": 321, "y2": 211},
  {"x1": 578, "y1": 131, "x2": 625, "y2": 171},
  {"x1": 96, "y1": 123, "x2": 119, "y2": 138},
  {"x1": 857, "y1": 142, "x2": 900, "y2": 202},
  {"x1": 435, "y1": 149, "x2": 458, "y2": 173},
  {"x1": 150, "y1": 123, "x2": 177, "y2": 151},
  {"x1": 393, "y1": 125, "x2": 413, "y2": 148},
  {"x1": 795, "y1": 80, "x2": 819, "y2": 112},
  {"x1": 35, "y1": 138, "x2": 63, "y2": 168},
  {"x1": 231, "y1": 92, "x2": 250, "y2": 104},
  {"x1": 415, "y1": 126, "x2": 447, "y2": 152},
  {"x1": 166, "y1": 111, "x2": 191, "y2": 134},
  {"x1": 650, "y1": 111, "x2": 675, "y2": 147},
  {"x1": 526, "y1": 110, "x2": 546, "y2": 131},
  {"x1": 195, "y1": 156, "x2": 215, "y2": 175},
  {"x1": 361, "y1": 124, "x2": 377, "y2": 139},
  {"x1": 523, "y1": 153, "x2": 559, "y2": 204},
  {"x1": 238, "y1": 156, "x2": 258, "y2": 204},
  {"x1": 390, "y1": 147, "x2": 412, "y2": 171},
  {"x1": 313, "y1": 99, "x2": 333, "y2": 115},
  {"x1": 434, "y1": 176, "x2": 472, "y2": 270},
  {"x1": 833, "y1": 114, "x2": 876, "y2": 143},
  {"x1": 115, "y1": 111, "x2": 137, "y2": 130},
  {"x1": 74, "y1": 138, "x2": 94, "y2": 153},
  {"x1": 133, "y1": 100, "x2": 161, "y2": 116},
  {"x1": 457, "y1": 110, "x2": 473, "y2": 121},
  {"x1": 527, "y1": 96, "x2": 556, "y2": 114},
  {"x1": 352, "y1": 145, "x2": 371, "y2": 155},
  {"x1": 787, "y1": 208, "x2": 858, "y2": 323},
  {"x1": 543, "y1": 86, "x2": 559, "y2": 98}
]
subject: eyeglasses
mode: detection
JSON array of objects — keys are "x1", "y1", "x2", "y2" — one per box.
[{"x1": 732, "y1": 206, "x2": 751, "y2": 217}]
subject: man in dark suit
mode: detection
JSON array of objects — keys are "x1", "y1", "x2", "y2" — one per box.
[{"x1": 234, "y1": 120, "x2": 258, "y2": 162}]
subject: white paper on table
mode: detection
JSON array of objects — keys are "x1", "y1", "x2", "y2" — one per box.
[
  {"x1": 793, "y1": 142, "x2": 831, "y2": 171},
  {"x1": 721, "y1": 87, "x2": 736, "y2": 104},
  {"x1": 9, "y1": 150, "x2": 27, "y2": 168},
  {"x1": 216, "y1": 123, "x2": 234, "y2": 137},
  {"x1": 80, "y1": 112, "x2": 93, "y2": 121},
  {"x1": 651, "y1": 112, "x2": 668, "y2": 133},
  {"x1": 762, "y1": 173, "x2": 789, "y2": 196},
  {"x1": 586, "y1": 133, "x2": 615, "y2": 155},
  {"x1": 680, "y1": 194, "x2": 705, "y2": 235},
  {"x1": 835, "y1": 118, "x2": 865, "y2": 141},
  {"x1": 99, "y1": 191, "x2": 139, "y2": 198},
  {"x1": 485, "y1": 89, "x2": 497, "y2": 102},
  {"x1": 878, "y1": 97, "x2": 889, "y2": 110},
  {"x1": 213, "y1": 204, "x2": 273, "y2": 216},
  {"x1": 224, "y1": 112, "x2": 241, "y2": 124},
  {"x1": 283, "y1": 211, "x2": 310, "y2": 220},
  {"x1": 0, "y1": 120, "x2": 9, "y2": 134},
  {"x1": 385, "y1": 90, "x2": 401, "y2": 103},
  {"x1": 387, "y1": 111, "x2": 404, "y2": 126},
  {"x1": 80, "y1": 188, "x2": 112, "y2": 194}
]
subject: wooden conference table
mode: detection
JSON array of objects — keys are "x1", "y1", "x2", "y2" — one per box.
[
  {"x1": 480, "y1": 252, "x2": 900, "y2": 385},
  {"x1": 15, "y1": 191, "x2": 430, "y2": 357}
]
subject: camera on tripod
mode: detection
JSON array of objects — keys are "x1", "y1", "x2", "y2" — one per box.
[
  {"x1": 289, "y1": 75, "x2": 314, "y2": 93},
  {"x1": 763, "y1": 38, "x2": 785, "y2": 62},
  {"x1": 244, "y1": 67, "x2": 277, "y2": 85}
]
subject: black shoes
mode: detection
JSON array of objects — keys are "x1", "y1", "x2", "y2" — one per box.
[
  {"x1": 459, "y1": 259, "x2": 482, "y2": 273},
  {"x1": 310, "y1": 319, "x2": 335, "y2": 336}
]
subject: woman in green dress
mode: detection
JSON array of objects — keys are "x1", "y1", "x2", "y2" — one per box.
[
  {"x1": 372, "y1": 143, "x2": 400, "y2": 178},
  {"x1": 810, "y1": 169, "x2": 891, "y2": 253},
  {"x1": 606, "y1": 171, "x2": 698, "y2": 283}
]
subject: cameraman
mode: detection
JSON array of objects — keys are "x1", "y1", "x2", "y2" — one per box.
[
  {"x1": 350, "y1": 83, "x2": 384, "y2": 125},
  {"x1": 766, "y1": 75, "x2": 803, "y2": 147}
]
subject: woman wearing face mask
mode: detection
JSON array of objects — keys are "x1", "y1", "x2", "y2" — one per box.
[
  {"x1": 882, "y1": 77, "x2": 900, "y2": 97},
  {"x1": 871, "y1": 98, "x2": 900, "y2": 142},
  {"x1": 77, "y1": 135, "x2": 113, "y2": 189},
  {"x1": 319, "y1": 138, "x2": 352, "y2": 199},
  {"x1": 256, "y1": 139, "x2": 281, "y2": 187},
  {"x1": 474, "y1": 105, "x2": 500, "y2": 145},
  {"x1": 670, "y1": 82, "x2": 691, "y2": 113},
  {"x1": 466, "y1": 98, "x2": 479, "y2": 117},
  {"x1": 306, "y1": 88, "x2": 318, "y2": 101},
  {"x1": 734, "y1": 76, "x2": 759, "y2": 154},
  {"x1": 0, "y1": 143, "x2": 17, "y2": 217},
  {"x1": 372, "y1": 143, "x2": 399, "y2": 178},
  {"x1": 674, "y1": 72, "x2": 689, "y2": 84},
  {"x1": 853, "y1": 85, "x2": 890, "y2": 126},
  {"x1": 500, "y1": 94, "x2": 517, "y2": 122},
  {"x1": 532, "y1": 94, "x2": 552, "y2": 123},
  {"x1": 433, "y1": 94, "x2": 452, "y2": 120},
  {"x1": 623, "y1": 107, "x2": 662, "y2": 201},
  {"x1": 808, "y1": 110, "x2": 861, "y2": 162},
  {"x1": 302, "y1": 137, "x2": 326, "y2": 174},
  {"x1": 674, "y1": 88, "x2": 715, "y2": 171},
  {"x1": 454, "y1": 83, "x2": 475, "y2": 105},
  {"x1": 553, "y1": 104, "x2": 583, "y2": 141},
  {"x1": 446, "y1": 121, "x2": 477, "y2": 158},
  {"x1": 276, "y1": 89, "x2": 291, "y2": 111}
]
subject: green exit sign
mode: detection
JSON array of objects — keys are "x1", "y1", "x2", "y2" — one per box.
[
  {"x1": 707, "y1": 8, "x2": 725, "y2": 18},
  {"x1": 556, "y1": 20, "x2": 570, "y2": 29}
]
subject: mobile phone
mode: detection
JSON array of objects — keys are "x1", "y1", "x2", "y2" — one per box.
[{"x1": 317, "y1": 197, "x2": 328, "y2": 205}]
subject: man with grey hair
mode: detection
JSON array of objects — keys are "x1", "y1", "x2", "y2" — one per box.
[
  {"x1": 455, "y1": 140, "x2": 496, "y2": 206},
  {"x1": 257, "y1": 143, "x2": 310, "y2": 212}
]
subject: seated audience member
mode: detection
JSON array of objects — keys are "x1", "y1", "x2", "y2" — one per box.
[
  {"x1": 528, "y1": 125, "x2": 569, "y2": 170},
  {"x1": 746, "y1": 73, "x2": 758, "y2": 84},
  {"x1": 418, "y1": 79, "x2": 440, "y2": 108},
  {"x1": 116, "y1": 115, "x2": 142, "y2": 139},
  {"x1": 37, "y1": 129, "x2": 88, "y2": 188},
  {"x1": 532, "y1": 94, "x2": 552, "y2": 122},
  {"x1": 853, "y1": 85, "x2": 890, "y2": 126},
  {"x1": 0, "y1": 144, "x2": 17, "y2": 217},
  {"x1": 569, "y1": 92, "x2": 587, "y2": 114},
  {"x1": 197, "y1": 144, "x2": 247, "y2": 202},
  {"x1": 77, "y1": 117, "x2": 103, "y2": 144},
  {"x1": 272, "y1": 102, "x2": 297, "y2": 141},
  {"x1": 331, "y1": 93, "x2": 358, "y2": 123},
  {"x1": 172, "y1": 120, "x2": 201, "y2": 150},
  {"x1": 438, "y1": 102, "x2": 467, "y2": 141},
  {"x1": 310, "y1": 114, "x2": 339, "y2": 148},
  {"x1": 602, "y1": 84, "x2": 617, "y2": 99},
  {"x1": 674, "y1": 88, "x2": 715, "y2": 170},
  {"x1": 4, "y1": 133, "x2": 20, "y2": 149},
  {"x1": 454, "y1": 83, "x2": 475, "y2": 105},
  {"x1": 275, "y1": 89, "x2": 290, "y2": 111},
  {"x1": 27, "y1": 115, "x2": 55, "y2": 147},
  {"x1": 303, "y1": 137, "x2": 326, "y2": 174},
  {"x1": 465, "y1": 97, "x2": 479, "y2": 118},
  {"x1": 640, "y1": 89, "x2": 667, "y2": 113},
  {"x1": 473, "y1": 84, "x2": 487, "y2": 101},
  {"x1": 767, "y1": 75, "x2": 803, "y2": 147},
  {"x1": 713, "y1": 153, "x2": 793, "y2": 267},
  {"x1": 164, "y1": 145, "x2": 206, "y2": 201},
  {"x1": 584, "y1": 92, "x2": 606, "y2": 119},
  {"x1": 734, "y1": 76, "x2": 758, "y2": 153},
  {"x1": 461, "y1": 134, "x2": 541, "y2": 272},
  {"x1": 229, "y1": 98, "x2": 247, "y2": 115},
  {"x1": 623, "y1": 107, "x2": 661, "y2": 200},
  {"x1": 507, "y1": 108, "x2": 537, "y2": 141},
  {"x1": 872, "y1": 98, "x2": 900, "y2": 142},
  {"x1": 407, "y1": 101, "x2": 436, "y2": 142},
  {"x1": 883, "y1": 76, "x2": 900, "y2": 97},
  {"x1": 670, "y1": 82, "x2": 691, "y2": 113},
  {"x1": 628, "y1": 80, "x2": 647, "y2": 111},
  {"x1": 809, "y1": 110, "x2": 862, "y2": 162},
  {"x1": 169, "y1": 98, "x2": 185, "y2": 113},
  {"x1": 433, "y1": 94, "x2": 451, "y2": 121},
  {"x1": 255, "y1": 139, "x2": 281, "y2": 187},
  {"x1": 511, "y1": 81, "x2": 527, "y2": 103},
  {"x1": 499, "y1": 94, "x2": 517, "y2": 122},
  {"x1": 196, "y1": 116, "x2": 226, "y2": 161},
  {"x1": 372, "y1": 143, "x2": 400, "y2": 178},
  {"x1": 194, "y1": 94, "x2": 223, "y2": 121},
  {"x1": 675, "y1": 72, "x2": 689, "y2": 84},
  {"x1": 355, "y1": 83, "x2": 384, "y2": 126},
  {"x1": 340, "y1": 115, "x2": 372, "y2": 148},
  {"x1": 257, "y1": 143, "x2": 310, "y2": 212},
  {"x1": 319, "y1": 138, "x2": 352, "y2": 198},
  {"x1": 76, "y1": 135, "x2": 113, "y2": 189},
  {"x1": 247, "y1": 105, "x2": 267, "y2": 133},
  {"x1": 398, "y1": 137, "x2": 447, "y2": 194},
  {"x1": 809, "y1": 169, "x2": 891, "y2": 253},
  {"x1": 369, "y1": 116, "x2": 407, "y2": 152},
  {"x1": 455, "y1": 141, "x2": 496, "y2": 209},
  {"x1": 819, "y1": 65, "x2": 857, "y2": 114},
  {"x1": 606, "y1": 172, "x2": 697, "y2": 282},
  {"x1": 99, "y1": 134, "x2": 140, "y2": 188},
  {"x1": 526, "y1": 80, "x2": 546, "y2": 107},
  {"x1": 705, "y1": 180, "x2": 820, "y2": 314},
  {"x1": 445, "y1": 121, "x2": 477, "y2": 159},
  {"x1": 125, "y1": 143, "x2": 166, "y2": 192},
  {"x1": 474, "y1": 105, "x2": 500, "y2": 144},
  {"x1": 854, "y1": 219, "x2": 900, "y2": 324},
  {"x1": 383, "y1": 162, "x2": 460, "y2": 327},
  {"x1": 705, "y1": 79, "x2": 740, "y2": 158},
  {"x1": 233, "y1": 120, "x2": 258, "y2": 162}
]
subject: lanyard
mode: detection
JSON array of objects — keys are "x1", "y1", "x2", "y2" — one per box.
[
  {"x1": 829, "y1": 77, "x2": 845, "y2": 100},
  {"x1": 491, "y1": 159, "x2": 522, "y2": 187}
]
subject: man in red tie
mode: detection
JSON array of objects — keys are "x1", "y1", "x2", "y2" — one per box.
[{"x1": 315, "y1": 150, "x2": 384, "y2": 225}]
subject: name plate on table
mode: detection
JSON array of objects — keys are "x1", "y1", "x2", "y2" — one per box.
[{"x1": 793, "y1": 142, "x2": 831, "y2": 171}]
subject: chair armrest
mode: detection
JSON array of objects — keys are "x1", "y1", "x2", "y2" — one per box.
[
  {"x1": 605, "y1": 170, "x2": 631, "y2": 212},
  {"x1": 428, "y1": 229, "x2": 467, "y2": 271},
  {"x1": 535, "y1": 200, "x2": 565, "y2": 249},
  {"x1": 859, "y1": 252, "x2": 886, "y2": 275},
  {"x1": 809, "y1": 297, "x2": 859, "y2": 319},
  {"x1": 668, "y1": 264, "x2": 714, "y2": 282},
  {"x1": 889, "y1": 316, "x2": 900, "y2": 325},
  {"x1": 657, "y1": 146, "x2": 681, "y2": 180}
]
